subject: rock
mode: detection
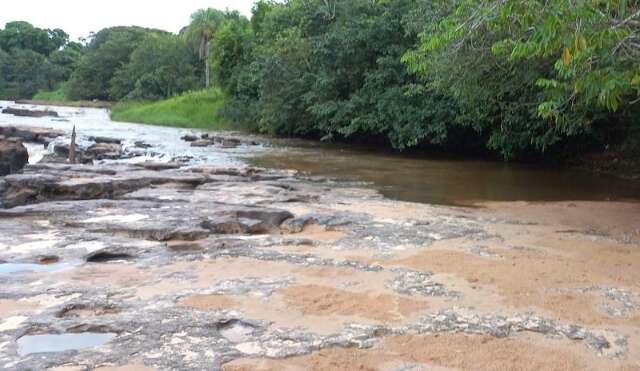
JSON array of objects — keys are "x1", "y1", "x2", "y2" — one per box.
[
  {"x1": 1, "y1": 107, "x2": 59, "y2": 117},
  {"x1": 37, "y1": 255, "x2": 60, "y2": 264},
  {"x1": 190, "y1": 139, "x2": 212, "y2": 147},
  {"x1": 0, "y1": 126, "x2": 63, "y2": 144},
  {"x1": 0, "y1": 140, "x2": 29, "y2": 176},
  {"x1": 214, "y1": 137, "x2": 242, "y2": 148},
  {"x1": 187, "y1": 135, "x2": 254, "y2": 149},
  {"x1": 134, "y1": 162, "x2": 182, "y2": 171},
  {"x1": 202, "y1": 216, "x2": 265, "y2": 234},
  {"x1": 89, "y1": 136, "x2": 122, "y2": 144},
  {"x1": 86, "y1": 143, "x2": 123, "y2": 160},
  {"x1": 232, "y1": 208, "x2": 294, "y2": 228},
  {"x1": 172, "y1": 155, "x2": 193, "y2": 163},
  {"x1": 0, "y1": 164, "x2": 208, "y2": 208},
  {"x1": 181, "y1": 135, "x2": 199, "y2": 142},
  {"x1": 51, "y1": 144, "x2": 93, "y2": 164},
  {"x1": 281, "y1": 218, "x2": 309, "y2": 233},
  {"x1": 134, "y1": 141, "x2": 152, "y2": 149},
  {"x1": 202, "y1": 207, "x2": 294, "y2": 234}
]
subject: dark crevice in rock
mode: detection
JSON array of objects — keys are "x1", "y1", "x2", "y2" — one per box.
[{"x1": 86, "y1": 252, "x2": 133, "y2": 263}]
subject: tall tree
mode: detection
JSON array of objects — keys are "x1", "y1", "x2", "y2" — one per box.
[{"x1": 184, "y1": 8, "x2": 225, "y2": 88}]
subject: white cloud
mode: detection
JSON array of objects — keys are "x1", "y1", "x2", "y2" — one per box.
[{"x1": 0, "y1": 0, "x2": 256, "y2": 41}]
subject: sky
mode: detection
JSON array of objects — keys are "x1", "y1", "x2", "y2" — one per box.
[{"x1": 0, "y1": 0, "x2": 256, "y2": 41}]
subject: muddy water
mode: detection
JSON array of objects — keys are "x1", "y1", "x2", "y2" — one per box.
[
  {"x1": 247, "y1": 140, "x2": 640, "y2": 205},
  {"x1": 2, "y1": 101, "x2": 639, "y2": 206}
]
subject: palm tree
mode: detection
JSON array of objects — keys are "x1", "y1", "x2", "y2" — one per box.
[{"x1": 184, "y1": 9, "x2": 225, "y2": 89}]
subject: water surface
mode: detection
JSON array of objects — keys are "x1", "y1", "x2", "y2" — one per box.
[
  {"x1": 248, "y1": 141, "x2": 640, "y2": 205},
  {"x1": 17, "y1": 333, "x2": 116, "y2": 356},
  {"x1": 2, "y1": 100, "x2": 639, "y2": 206},
  {"x1": 0, "y1": 262, "x2": 76, "y2": 274}
]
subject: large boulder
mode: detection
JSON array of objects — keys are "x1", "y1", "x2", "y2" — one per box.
[{"x1": 0, "y1": 140, "x2": 29, "y2": 176}]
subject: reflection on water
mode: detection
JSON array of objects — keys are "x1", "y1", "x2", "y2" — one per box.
[
  {"x1": 248, "y1": 140, "x2": 640, "y2": 205},
  {"x1": 17, "y1": 333, "x2": 116, "y2": 356},
  {"x1": 2, "y1": 100, "x2": 639, "y2": 206}
]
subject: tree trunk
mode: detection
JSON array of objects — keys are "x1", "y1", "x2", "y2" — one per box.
[
  {"x1": 205, "y1": 40, "x2": 211, "y2": 89},
  {"x1": 205, "y1": 59, "x2": 210, "y2": 89}
]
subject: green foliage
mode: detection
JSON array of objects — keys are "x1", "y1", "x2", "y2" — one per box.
[
  {"x1": 110, "y1": 89, "x2": 231, "y2": 129},
  {"x1": 109, "y1": 34, "x2": 200, "y2": 100},
  {"x1": 0, "y1": 21, "x2": 79, "y2": 99},
  {"x1": 67, "y1": 27, "x2": 165, "y2": 100},
  {"x1": 215, "y1": 0, "x2": 478, "y2": 150},
  {"x1": 405, "y1": 0, "x2": 640, "y2": 158},
  {"x1": 33, "y1": 83, "x2": 69, "y2": 101},
  {"x1": 184, "y1": 8, "x2": 228, "y2": 88},
  {"x1": 0, "y1": 21, "x2": 68, "y2": 55}
]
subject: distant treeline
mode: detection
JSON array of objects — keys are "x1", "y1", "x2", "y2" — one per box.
[
  {"x1": 0, "y1": 22, "x2": 208, "y2": 102},
  {"x1": 1, "y1": 0, "x2": 639, "y2": 160}
]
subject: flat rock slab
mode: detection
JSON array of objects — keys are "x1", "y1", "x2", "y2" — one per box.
[{"x1": 0, "y1": 160, "x2": 638, "y2": 371}]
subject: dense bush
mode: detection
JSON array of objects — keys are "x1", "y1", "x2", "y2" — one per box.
[{"x1": 213, "y1": 0, "x2": 639, "y2": 160}]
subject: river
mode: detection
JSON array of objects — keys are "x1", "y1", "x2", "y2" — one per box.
[{"x1": 2, "y1": 100, "x2": 639, "y2": 206}]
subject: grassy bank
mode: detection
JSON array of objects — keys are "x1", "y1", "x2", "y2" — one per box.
[
  {"x1": 110, "y1": 89, "x2": 231, "y2": 129},
  {"x1": 26, "y1": 85, "x2": 112, "y2": 108},
  {"x1": 32, "y1": 86, "x2": 68, "y2": 101}
]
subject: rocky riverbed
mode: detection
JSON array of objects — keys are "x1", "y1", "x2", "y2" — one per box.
[{"x1": 0, "y1": 106, "x2": 639, "y2": 370}]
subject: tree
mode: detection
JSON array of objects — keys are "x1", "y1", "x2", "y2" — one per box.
[
  {"x1": 0, "y1": 21, "x2": 77, "y2": 99},
  {"x1": 110, "y1": 34, "x2": 200, "y2": 100},
  {"x1": 184, "y1": 8, "x2": 225, "y2": 89},
  {"x1": 0, "y1": 21, "x2": 68, "y2": 55},
  {"x1": 404, "y1": 0, "x2": 640, "y2": 158},
  {"x1": 67, "y1": 27, "x2": 164, "y2": 100}
]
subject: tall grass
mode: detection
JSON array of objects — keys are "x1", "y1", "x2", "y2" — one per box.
[
  {"x1": 32, "y1": 85, "x2": 68, "y2": 101},
  {"x1": 110, "y1": 89, "x2": 231, "y2": 129}
]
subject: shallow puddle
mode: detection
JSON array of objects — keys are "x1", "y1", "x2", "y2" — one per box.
[
  {"x1": 0, "y1": 262, "x2": 77, "y2": 274},
  {"x1": 218, "y1": 320, "x2": 257, "y2": 343},
  {"x1": 17, "y1": 333, "x2": 116, "y2": 356}
]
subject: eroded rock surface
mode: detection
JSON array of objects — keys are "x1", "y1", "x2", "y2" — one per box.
[{"x1": 0, "y1": 157, "x2": 639, "y2": 371}]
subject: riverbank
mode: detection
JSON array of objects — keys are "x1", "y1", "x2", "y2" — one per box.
[
  {"x1": 0, "y1": 121, "x2": 639, "y2": 370},
  {"x1": 110, "y1": 89, "x2": 232, "y2": 129}
]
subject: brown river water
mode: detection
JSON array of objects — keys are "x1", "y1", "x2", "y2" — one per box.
[{"x1": 248, "y1": 139, "x2": 640, "y2": 206}]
